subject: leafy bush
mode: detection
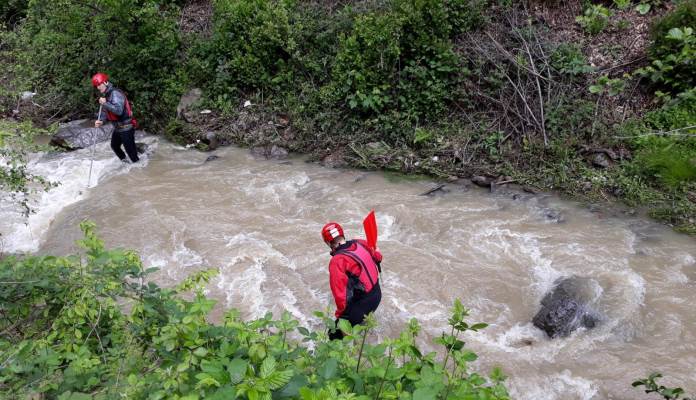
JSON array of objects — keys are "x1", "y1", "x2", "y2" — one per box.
[
  {"x1": 550, "y1": 43, "x2": 594, "y2": 77},
  {"x1": 621, "y1": 89, "x2": 696, "y2": 190},
  {"x1": 632, "y1": 140, "x2": 696, "y2": 189},
  {"x1": 5, "y1": 0, "x2": 181, "y2": 129},
  {"x1": 187, "y1": 0, "x2": 295, "y2": 99},
  {"x1": 639, "y1": 26, "x2": 696, "y2": 94},
  {"x1": 0, "y1": 222, "x2": 510, "y2": 399},
  {"x1": 576, "y1": 4, "x2": 613, "y2": 35},
  {"x1": 0, "y1": 0, "x2": 28, "y2": 25},
  {"x1": 650, "y1": 0, "x2": 696, "y2": 51},
  {"x1": 642, "y1": 0, "x2": 696, "y2": 93},
  {"x1": 0, "y1": 120, "x2": 56, "y2": 216},
  {"x1": 328, "y1": 0, "x2": 485, "y2": 142}
]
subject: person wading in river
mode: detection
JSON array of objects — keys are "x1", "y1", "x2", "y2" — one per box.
[
  {"x1": 321, "y1": 222, "x2": 382, "y2": 340},
  {"x1": 92, "y1": 72, "x2": 139, "y2": 163}
]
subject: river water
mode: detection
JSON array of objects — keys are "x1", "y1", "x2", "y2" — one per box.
[{"x1": 2, "y1": 134, "x2": 695, "y2": 399}]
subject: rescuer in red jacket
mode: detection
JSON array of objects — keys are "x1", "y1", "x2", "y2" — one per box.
[{"x1": 321, "y1": 222, "x2": 382, "y2": 340}]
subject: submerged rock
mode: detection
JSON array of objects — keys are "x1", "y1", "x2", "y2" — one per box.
[
  {"x1": 471, "y1": 175, "x2": 495, "y2": 188},
  {"x1": 135, "y1": 142, "x2": 149, "y2": 155},
  {"x1": 250, "y1": 144, "x2": 289, "y2": 160},
  {"x1": 51, "y1": 119, "x2": 113, "y2": 150},
  {"x1": 420, "y1": 183, "x2": 449, "y2": 196},
  {"x1": 533, "y1": 276, "x2": 601, "y2": 338}
]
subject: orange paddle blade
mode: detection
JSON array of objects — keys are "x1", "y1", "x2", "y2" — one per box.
[{"x1": 363, "y1": 210, "x2": 378, "y2": 249}]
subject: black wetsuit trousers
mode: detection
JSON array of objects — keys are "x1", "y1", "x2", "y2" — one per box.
[
  {"x1": 111, "y1": 128, "x2": 139, "y2": 162},
  {"x1": 330, "y1": 282, "x2": 382, "y2": 340}
]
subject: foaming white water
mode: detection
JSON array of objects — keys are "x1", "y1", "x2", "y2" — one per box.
[
  {"x1": 216, "y1": 233, "x2": 305, "y2": 318},
  {"x1": 0, "y1": 135, "x2": 157, "y2": 253},
  {"x1": 508, "y1": 370, "x2": 598, "y2": 400}
]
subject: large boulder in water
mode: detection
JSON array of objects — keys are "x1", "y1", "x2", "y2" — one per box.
[
  {"x1": 533, "y1": 276, "x2": 601, "y2": 338},
  {"x1": 50, "y1": 119, "x2": 113, "y2": 150}
]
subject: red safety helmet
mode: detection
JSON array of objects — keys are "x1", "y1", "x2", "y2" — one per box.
[
  {"x1": 321, "y1": 222, "x2": 344, "y2": 243},
  {"x1": 91, "y1": 72, "x2": 109, "y2": 87}
]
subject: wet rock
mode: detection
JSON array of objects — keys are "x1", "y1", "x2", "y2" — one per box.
[
  {"x1": 202, "y1": 131, "x2": 219, "y2": 151},
  {"x1": 523, "y1": 186, "x2": 539, "y2": 194},
  {"x1": 205, "y1": 155, "x2": 219, "y2": 163},
  {"x1": 420, "y1": 183, "x2": 449, "y2": 196},
  {"x1": 471, "y1": 175, "x2": 495, "y2": 188},
  {"x1": 592, "y1": 153, "x2": 611, "y2": 169},
  {"x1": 533, "y1": 276, "x2": 601, "y2": 338},
  {"x1": 250, "y1": 144, "x2": 289, "y2": 160},
  {"x1": 541, "y1": 208, "x2": 565, "y2": 223},
  {"x1": 135, "y1": 142, "x2": 149, "y2": 155},
  {"x1": 50, "y1": 119, "x2": 113, "y2": 150},
  {"x1": 321, "y1": 151, "x2": 348, "y2": 168},
  {"x1": 177, "y1": 88, "x2": 203, "y2": 122},
  {"x1": 353, "y1": 173, "x2": 368, "y2": 183}
]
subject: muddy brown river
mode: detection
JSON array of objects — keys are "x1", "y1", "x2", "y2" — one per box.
[{"x1": 2, "y1": 135, "x2": 695, "y2": 399}]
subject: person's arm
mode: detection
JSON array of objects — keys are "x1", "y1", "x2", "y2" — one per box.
[
  {"x1": 101, "y1": 90, "x2": 125, "y2": 117},
  {"x1": 328, "y1": 256, "x2": 350, "y2": 318}
]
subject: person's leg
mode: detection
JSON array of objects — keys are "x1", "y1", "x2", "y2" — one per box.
[
  {"x1": 110, "y1": 131, "x2": 126, "y2": 160},
  {"x1": 342, "y1": 284, "x2": 382, "y2": 326},
  {"x1": 120, "y1": 129, "x2": 139, "y2": 162},
  {"x1": 329, "y1": 285, "x2": 382, "y2": 340}
]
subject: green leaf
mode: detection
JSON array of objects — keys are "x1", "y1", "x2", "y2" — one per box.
[
  {"x1": 667, "y1": 28, "x2": 685, "y2": 41},
  {"x1": 193, "y1": 347, "x2": 208, "y2": 357},
  {"x1": 297, "y1": 326, "x2": 310, "y2": 336},
  {"x1": 228, "y1": 358, "x2": 248, "y2": 384},
  {"x1": 266, "y1": 370, "x2": 294, "y2": 390},
  {"x1": 207, "y1": 385, "x2": 237, "y2": 400},
  {"x1": 470, "y1": 323, "x2": 488, "y2": 331},
  {"x1": 635, "y1": 3, "x2": 650, "y2": 14},
  {"x1": 413, "y1": 387, "x2": 440, "y2": 400},
  {"x1": 318, "y1": 358, "x2": 338, "y2": 380},
  {"x1": 276, "y1": 374, "x2": 308, "y2": 398},
  {"x1": 589, "y1": 85, "x2": 603, "y2": 94},
  {"x1": 461, "y1": 350, "x2": 478, "y2": 362},
  {"x1": 260, "y1": 356, "x2": 276, "y2": 379},
  {"x1": 57, "y1": 393, "x2": 92, "y2": 400},
  {"x1": 338, "y1": 319, "x2": 352, "y2": 335}
]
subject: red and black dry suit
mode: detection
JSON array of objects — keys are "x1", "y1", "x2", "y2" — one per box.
[
  {"x1": 97, "y1": 82, "x2": 139, "y2": 163},
  {"x1": 328, "y1": 239, "x2": 382, "y2": 327}
]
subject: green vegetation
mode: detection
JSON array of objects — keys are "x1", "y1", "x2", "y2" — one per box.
[
  {"x1": 634, "y1": 373, "x2": 694, "y2": 399},
  {"x1": 0, "y1": 222, "x2": 509, "y2": 399},
  {"x1": 576, "y1": 4, "x2": 613, "y2": 35},
  {"x1": 1, "y1": 0, "x2": 695, "y2": 230},
  {"x1": 0, "y1": 120, "x2": 56, "y2": 215}
]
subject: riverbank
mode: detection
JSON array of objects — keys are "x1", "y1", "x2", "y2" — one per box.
[
  {"x1": 2, "y1": 0, "x2": 695, "y2": 233},
  {"x1": 168, "y1": 95, "x2": 696, "y2": 234}
]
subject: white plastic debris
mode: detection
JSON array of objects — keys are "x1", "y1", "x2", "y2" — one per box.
[
  {"x1": 21, "y1": 91, "x2": 36, "y2": 101},
  {"x1": 243, "y1": 100, "x2": 252, "y2": 108}
]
